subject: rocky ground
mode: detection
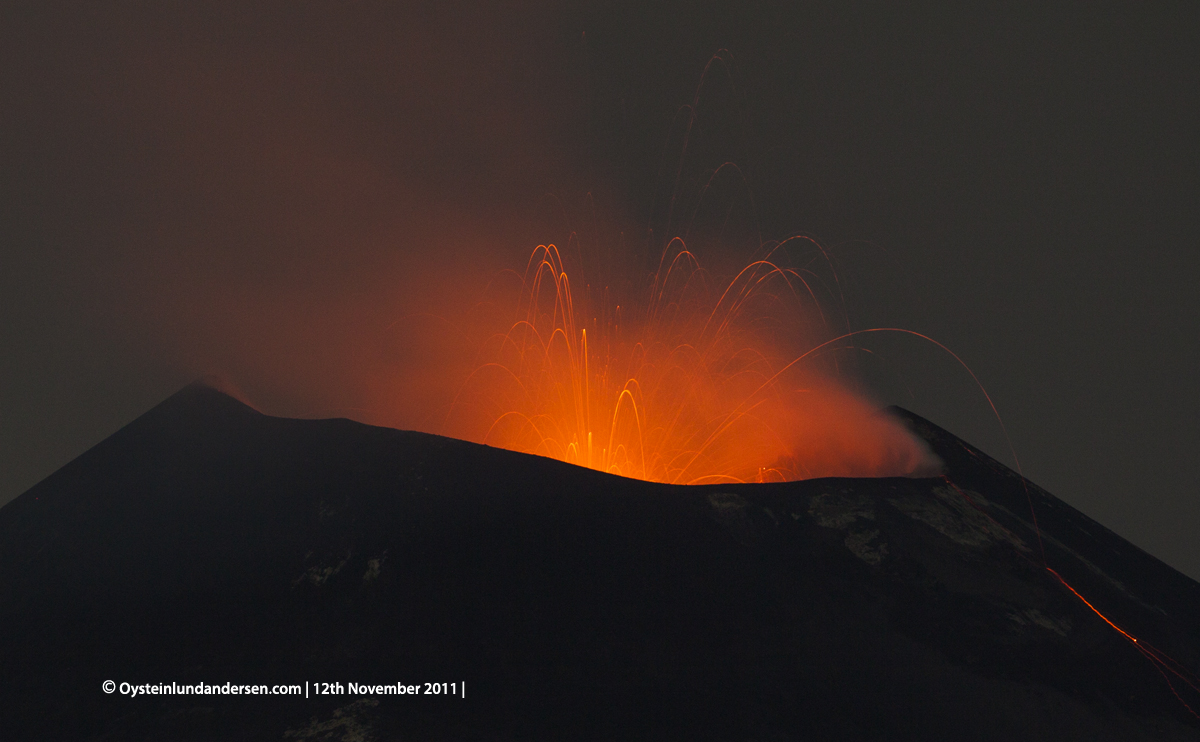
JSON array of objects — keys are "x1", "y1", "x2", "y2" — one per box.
[{"x1": 1, "y1": 382, "x2": 1198, "y2": 740}]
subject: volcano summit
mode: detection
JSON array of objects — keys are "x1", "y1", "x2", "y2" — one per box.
[{"x1": 1, "y1": 382, "x2": 1198, "y2": 740}]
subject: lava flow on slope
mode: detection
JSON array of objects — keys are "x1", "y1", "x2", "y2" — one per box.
[{"x1": 2, "y1": 382, "x2": 1198, "y2": 740}]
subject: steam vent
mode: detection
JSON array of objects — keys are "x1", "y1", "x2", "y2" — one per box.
[{"x1": 2, "y1": 381, "x2": 1199, "y2": 740}]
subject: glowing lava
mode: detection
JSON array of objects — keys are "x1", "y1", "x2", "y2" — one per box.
[{"x1": 443, "y1": 237, "x2": 940, "y2": 483}]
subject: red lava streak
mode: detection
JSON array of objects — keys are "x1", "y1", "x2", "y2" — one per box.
[{"x1": 942, "y1": 476, "x2": 1200, "y2": 719}]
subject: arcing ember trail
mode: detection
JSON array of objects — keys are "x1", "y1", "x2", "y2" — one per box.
[{"x1": 443, "y1": 237, "x2": 939, "y2": 484}]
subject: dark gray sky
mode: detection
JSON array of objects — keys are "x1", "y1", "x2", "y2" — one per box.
[{"x1": 3, "y1": 2, "x2": 1198, "y2": 577}]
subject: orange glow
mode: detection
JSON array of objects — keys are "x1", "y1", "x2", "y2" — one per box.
[{"x1": 442, "y1": 238, "x2": 940, "y2": 483}]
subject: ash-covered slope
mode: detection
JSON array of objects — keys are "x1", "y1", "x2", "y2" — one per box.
[{"x1": 1, "y1": 382, "x2": 1198, "y2": 741}]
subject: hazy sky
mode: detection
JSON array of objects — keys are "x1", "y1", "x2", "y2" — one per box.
[{"x1": 3, "y1": 2, "x2": 1198, "y2": 577}]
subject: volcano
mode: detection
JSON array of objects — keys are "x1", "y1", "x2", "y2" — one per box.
[{"x1": 2, "y1": 382, "x2": 1198, "y2": 740}]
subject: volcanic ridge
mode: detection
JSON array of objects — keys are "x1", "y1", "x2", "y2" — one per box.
[{"x1": 2, "y1": 382, "x2": 1199, "y2": 740}]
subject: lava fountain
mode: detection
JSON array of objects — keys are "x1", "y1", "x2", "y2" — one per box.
[{"x1": 442, "y1": 234, "x2": 941, "y2": 484}]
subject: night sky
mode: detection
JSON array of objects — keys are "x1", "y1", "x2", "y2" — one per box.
[{"x1": 3, "y1": 3, "x2": 1198, "y2": 578}]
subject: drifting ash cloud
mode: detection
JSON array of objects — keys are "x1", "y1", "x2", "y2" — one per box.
[
  {"x1": 2, "y1": 1, "x2": 939, "y2": 485},
  {"x1": 2, "y1": 2, "x2": 583, "y2": 433}
]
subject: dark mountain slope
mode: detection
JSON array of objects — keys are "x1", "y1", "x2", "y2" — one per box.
[{"x1": 1, "y1": 382, "x2": 1197, "y2": 740}]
